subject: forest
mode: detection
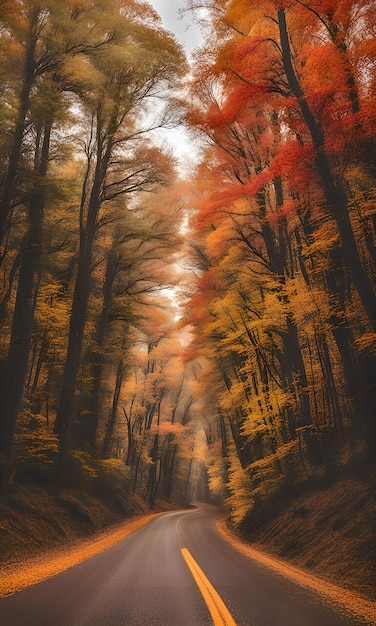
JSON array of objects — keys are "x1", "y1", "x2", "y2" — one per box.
[{"x1": 0, "y1": 0, "x2": 375, "y2": 587}]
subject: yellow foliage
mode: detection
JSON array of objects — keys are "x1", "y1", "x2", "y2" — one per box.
[
  {"x1": 206, "y1": 442, "x2": 227, "y2": 499},
  {"x1": 226, "y1": 453, "x2": 255, "y2": 525},
  {"x1": 305, "y1": 220, "x2": 339, "y2": 257},
  {"x1": 96, "y1": 459, "x2": 130, "y2": 488},
  {"x1": 354, "y1": 332, "x2": 376, "y2": 356}
]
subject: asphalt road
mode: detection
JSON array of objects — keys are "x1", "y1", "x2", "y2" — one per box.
[{"x1": 0, "y1": 504, "x2": 369, "y2": 625}]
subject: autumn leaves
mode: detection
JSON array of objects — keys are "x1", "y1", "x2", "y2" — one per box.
[
  {"x1": 183, "y1": 0, "x2": 376, "y2": 521},
  {"x1": 0, "y1": 1, "x2": 189, "y2": 491},
  {"x1": 0, "y1": 1, "x2": 375, "y2": 522}
]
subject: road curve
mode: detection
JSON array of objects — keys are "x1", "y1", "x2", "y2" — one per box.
[{"x1": 0, "y1": 504, "x2": 370, "y2": 625}]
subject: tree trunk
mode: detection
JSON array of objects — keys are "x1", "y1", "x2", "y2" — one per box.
[
  {"x1": 221, "y1": 366, "x2": 253, "y2": 468},
  {"x1": 29, "y1": 331, "x2": 48, "y2": 414},
  {"x1": 54, "y1": 134, "x2": 106, "y2": 481},
  {"x1": 278, "y1": 8, "x2": 376, "y2": 447},
  {"x1": 258, "y1": 181, "x2": 313, "y2": 431},
  {"x1": 81, "y1": 246, "x2": 118, "y2": 452},
  {"x1": 0, "y1": 16, "x2": 37, "y2": 246},
  {"x1": 161, "y1": 441, "x2": 177, "y2": 499},
  {"x1": 124, "y1": 414, "x2": 133, "y2": 467},
  {"x1": 146, "y1": 433, "x2": 159, "y2": 508},
  {"x1": 101, "y1": 358, "x2": 124, "y2": 459},
  {"x1": 0, "y1": 124, "x2": 50, "y2": 485}
]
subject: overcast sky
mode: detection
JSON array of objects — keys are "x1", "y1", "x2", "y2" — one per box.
[
  {"x1": 148, "y1": 0, "x2": 202, "y2": 54},
  {"x1": 146, "y1": 1, "x2": 204, "y2": 172}
]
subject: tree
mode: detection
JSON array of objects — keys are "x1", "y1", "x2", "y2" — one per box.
[
  {"x1": 0, "y1": 72, "x2": 75, "y2": 483},
  {"x1": 50, "y1": 3, "x2": 186, "y2": 482},
  {"x1": 182, "y1": 0, "x2": 376, "y2": 522},
  {"x1": 79, "y1": 184, "x2": 183, "y2": 454},
  {"x1": 0, "y1": 0, "x2": 187, "y2": 486},
  {"x1": 0, "y1": 0, "x2": 114, "y2": 248}
]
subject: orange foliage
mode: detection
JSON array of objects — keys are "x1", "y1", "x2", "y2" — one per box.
[{"x1": 181, "y1": 0, "x2": 376, "y2": 529}]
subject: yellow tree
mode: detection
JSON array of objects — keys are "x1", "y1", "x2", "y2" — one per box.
[{"x1": 181, "y1": 0, "x2": 375, "y2": 524}]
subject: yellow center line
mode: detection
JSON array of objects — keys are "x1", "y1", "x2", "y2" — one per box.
[{"x1": 181, "y1": 548, "x2": 237, "y2": 626}]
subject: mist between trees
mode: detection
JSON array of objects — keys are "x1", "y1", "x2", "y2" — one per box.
[{"x1": 0, "y1": 0, "x2": 375, "y2": 525}]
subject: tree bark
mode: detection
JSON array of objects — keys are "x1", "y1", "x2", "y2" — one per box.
[
  {"x1": 80, "y1": 244, "x2": 119, "y2": 452},
  {"x1": 101, "y1": 358, "x2": 124, "y2": 460},
  {"x1": 54, "y1": 122, "x2": 109, "y2": 480},
  {"x1": 278, "y1": 7, "x2": 376, "y2": 447},
  {"x1": 0, "y1": 14, "x2": 37, "y2": 247},
  {"x1": 0, "y1": 124, "x2": 50, "y2": 484}
]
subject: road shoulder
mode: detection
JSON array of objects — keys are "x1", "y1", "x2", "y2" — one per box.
[{"x1": 216, "y1": 517, "x2": 376, "y2": 625}]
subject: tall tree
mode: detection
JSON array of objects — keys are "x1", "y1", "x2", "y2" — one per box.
[
  {"x1": 182, "y1": 0, "x2": 376, "y2": 522},
  {"x1": 80, "y1": 185, "x2": 182, "y2": 453},
  {"x1": 53, "y1": 3, "x2": 186, "y2": 481},
  {"x1": 0, "y1": 0, "x2": 123, "y2": 484},
  {"x1": 0, "y1": 0, "x2": 114, "y2": 249}
]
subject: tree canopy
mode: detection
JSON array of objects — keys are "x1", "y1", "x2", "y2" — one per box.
[{"x1": 0, "y1": 0, "x2": 375, "y2": 523}]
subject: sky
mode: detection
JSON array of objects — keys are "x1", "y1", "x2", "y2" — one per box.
[
  {"x1": 146, "y1": 1, "x2": 205, "y2": 172},
  {"x1": 147, "y1": 1, "x2": 203, "y2": 55}
]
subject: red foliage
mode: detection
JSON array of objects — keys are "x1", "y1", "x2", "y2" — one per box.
[
  {"x1": 269, "y1": 141, "x2": 316, "y2": 191},
  {"x1": 267, "y1": 199, "x2": 297, "y2": 224}
]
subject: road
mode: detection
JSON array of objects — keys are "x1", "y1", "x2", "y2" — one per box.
[{"x1": 0, "y1": 504, "x2": 370, "y2": 625}]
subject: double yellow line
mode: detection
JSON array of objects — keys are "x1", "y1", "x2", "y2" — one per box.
[{"x1": 181, "y1": 548, "x2": 237, "y2": 626}]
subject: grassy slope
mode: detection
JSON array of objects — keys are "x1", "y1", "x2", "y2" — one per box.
[
  {"x1": 0, "y1": 481, "x2": 157, "y2": 566},
  {"x1": 235, "y1": 455, "x2": 376, "y2": 601}
]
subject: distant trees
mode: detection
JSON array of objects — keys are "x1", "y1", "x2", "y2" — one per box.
[
  {"x1": 183, "y1": 0, "x2": 376, "y2": 523},
  {"x1": 97, "y1": 311, "x2": 197, "y2": 507},
  {"x1": 53, "y1": 9, "x2": 185, "y2": 478}
]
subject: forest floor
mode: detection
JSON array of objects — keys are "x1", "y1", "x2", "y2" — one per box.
[{"x1": 0, "y1": 454, "x2": 375, "y2": 607}]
